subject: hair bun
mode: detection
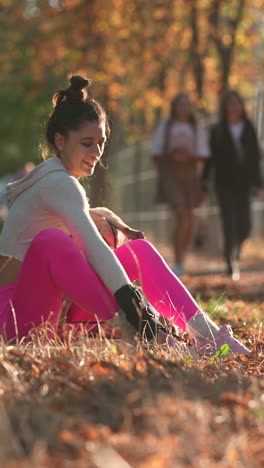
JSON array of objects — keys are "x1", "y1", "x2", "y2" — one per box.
[
  {"x1": 52, "y1": 74, "x2": 92, "y2": 107},
  {"x1": 70, "y1": 75, "x2": 90, "y2": 91}
]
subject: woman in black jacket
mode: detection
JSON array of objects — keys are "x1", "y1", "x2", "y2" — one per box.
[{"x1": 204, "y1": 89, "x2": 262, "y2": 280}]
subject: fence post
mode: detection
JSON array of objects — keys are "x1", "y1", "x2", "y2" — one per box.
[{"x1": 133, "y1": 142, "x2": 142, "y2": 214}]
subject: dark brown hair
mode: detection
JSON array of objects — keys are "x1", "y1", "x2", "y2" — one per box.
[
  {"x1": 162, "y1": 93, "x2": 197, "y2": 154},
  {"x1": 169, "y1": 93, "x2": 197, "y2": 126},
  {"x1": 219, "y1": 89, "x2": 248, "y2": 122},
  {"x1": 44, "y1": 75, "x2": 109, "y2": 158}
]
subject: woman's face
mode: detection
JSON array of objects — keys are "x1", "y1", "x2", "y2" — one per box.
[
  {"x1": 173, "y1": 96, "x2": 191, "y2": 121},
  {"x1": 55, "y1": 121, "x2": 106, "y2": 178},
  {"x1": 225, "y1": 95, "x2": 243, "y2": 123}
]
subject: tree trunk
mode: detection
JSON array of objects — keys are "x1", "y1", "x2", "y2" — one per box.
[
  {"x1": 209, "y1": 0, "x2": 245, "y2": 94},
  {"x1": 190, "y1": 0, "x2": 204, "y2": 101}
]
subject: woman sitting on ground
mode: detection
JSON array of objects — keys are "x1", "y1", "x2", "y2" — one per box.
[{"x1": 0, "y1": 75, "x2": 250, "y2": 356}]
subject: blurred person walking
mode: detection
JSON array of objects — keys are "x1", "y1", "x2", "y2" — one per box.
[
  {"x1": 151, "y1": 93, "x2": 209, "y2": 276},
  {"x1": 204, "y1": 89, "x2": 262, "y2": 280}
]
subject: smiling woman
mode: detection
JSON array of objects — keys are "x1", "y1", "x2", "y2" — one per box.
[
  {"x1": 0, "y1": 75, "x2": 251, "y2": 357},
  {"x1": 54, "y1": 122, "x2": 106, "y2": 178}
]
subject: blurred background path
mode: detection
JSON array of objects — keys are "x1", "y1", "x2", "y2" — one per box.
[{"x1": 155, "y1": 238, "x2": 264, "y2": 301}]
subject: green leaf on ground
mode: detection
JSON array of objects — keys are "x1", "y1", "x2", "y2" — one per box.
[{"x1": 211, "y1": 343, "x2": 230, "y2": 362}]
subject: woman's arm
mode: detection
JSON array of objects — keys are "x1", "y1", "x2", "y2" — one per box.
[
  {"x1": 150, "y1": 121, "x2": 167, "y2": 160},
  {"x1": 90, "y1": 207, "x2": 145, "y2": 240},
  {"x1": 38, "y1": 172, "x2": 131, "y2": 293},
  {"x1": 247, "y1": 122, "x2": 263, "y2": 189}
]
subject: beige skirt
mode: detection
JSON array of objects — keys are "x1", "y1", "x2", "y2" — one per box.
[{"x1": 155, "y1": 161, "x2": 202, "y2": 211}]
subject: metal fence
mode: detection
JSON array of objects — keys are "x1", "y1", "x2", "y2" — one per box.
[{"x1": 108, "y1": 90, "x2": 264, "y2": 255}]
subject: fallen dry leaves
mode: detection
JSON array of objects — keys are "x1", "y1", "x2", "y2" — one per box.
[{"x1": 0, "y1": 261, "x2": 263, "y2": 467}]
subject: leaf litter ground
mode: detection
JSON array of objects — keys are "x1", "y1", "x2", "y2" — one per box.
[{"x1": 0, "y1": 241, "x2": 263, "y2": 467}]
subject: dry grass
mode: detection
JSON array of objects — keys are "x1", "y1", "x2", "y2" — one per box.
[
  {"x1": 0, "y1": 248, "x2": 264, "y2": 467},
  {"x1": 0, "y1": 300, "x2": 263, "y2": 467}
]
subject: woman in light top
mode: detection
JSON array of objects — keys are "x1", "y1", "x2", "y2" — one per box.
[
  {"x1": 204, "y1": 89, "x2": 262, "y2": 280},
  {"x1": 151, "y1": 93, "x2": 209, "y2": 276},
  {"x1": 0, "y1": 76, "x2": 250, "y2": 356}
]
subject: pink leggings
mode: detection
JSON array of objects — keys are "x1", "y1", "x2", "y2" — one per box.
[{"x1": 1, "y1": 229, "x2": 200, "y2": 340}]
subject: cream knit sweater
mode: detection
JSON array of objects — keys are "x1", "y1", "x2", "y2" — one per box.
[{"x1": 0, "y1": 157, "x2": 130, "y2": 293}]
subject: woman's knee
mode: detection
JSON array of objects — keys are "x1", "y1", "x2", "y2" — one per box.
[
  {"x1": 29, "y1": 228, "x2": 72, "y2": 255},
  {"x1": 33, "y1": 228, "x2": 69, "y2": 244},
  {"x1": 116, "y1": 238, "x2": 158, "y2": 264},
  {"x1": 125, "y1": 239, "x2": 163, "y2": 264},
  {"x1": 181, "y1": 209, "x2": 192, "y2": 224},
  {"x1": 127, "y1": 238, "x2": 156, "y2": 253}
]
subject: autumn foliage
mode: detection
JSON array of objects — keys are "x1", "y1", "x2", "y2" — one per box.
[
  {"x1": 0, "y1": 272, "x2": 263, "y2": 466},
  {"x1": 0, "y1": 0, "x2": 264, "y2": 174}
]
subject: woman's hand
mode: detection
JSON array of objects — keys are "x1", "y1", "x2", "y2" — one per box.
[
  {"x1": 170, "y1": 149, "x2": 192, "y2": 162},
  {"x1": 90, "y1": 207, "x2": 145, "y2": 241},
  {"x1": 122, "y1": 226, "x2": 145, "y2": 240}
]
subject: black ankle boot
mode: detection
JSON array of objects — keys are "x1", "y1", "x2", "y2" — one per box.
[{"x1": 114, "y1": 284, "x2": 167, "y2": 341}]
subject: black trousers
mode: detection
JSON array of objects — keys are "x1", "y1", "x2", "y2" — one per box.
[{"x1": 216, "y1": 185, "x2": 251, "y2": 268}]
